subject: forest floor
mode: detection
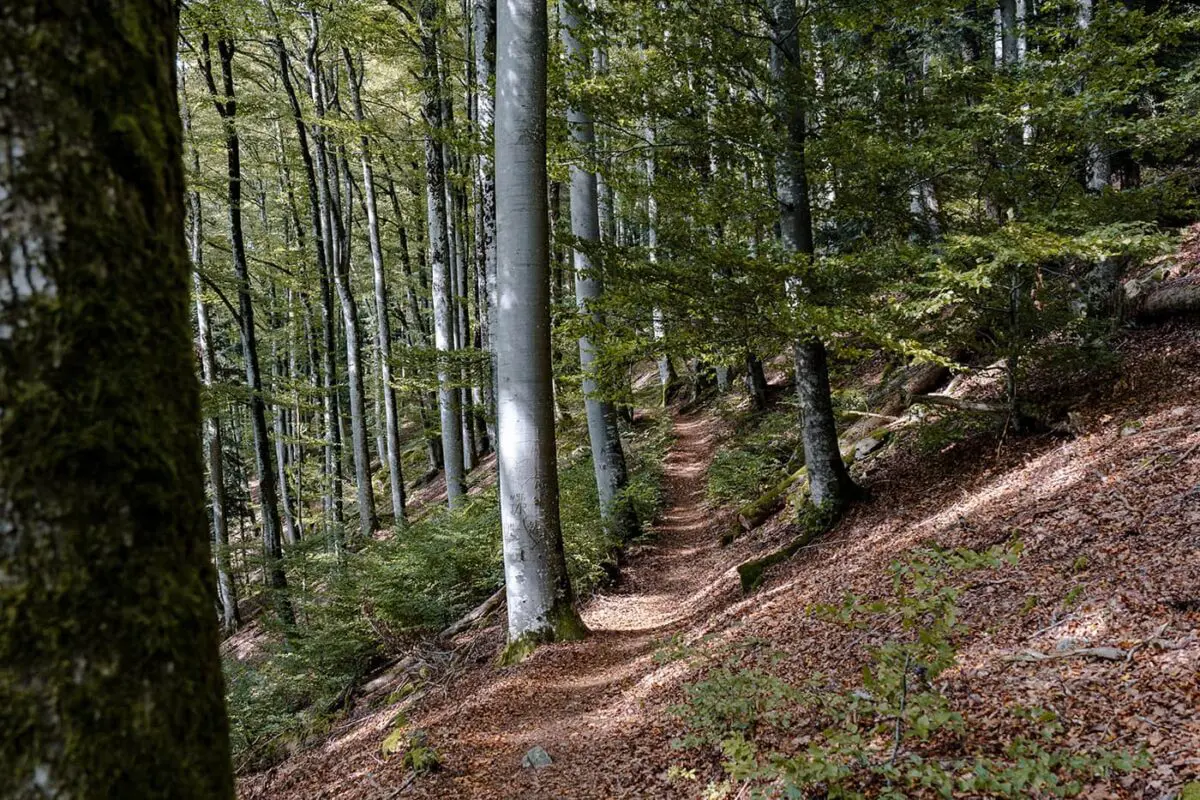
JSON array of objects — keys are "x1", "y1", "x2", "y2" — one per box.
[{"x1": 241, "y1": 323, "x2": 1200, "y2": 800}]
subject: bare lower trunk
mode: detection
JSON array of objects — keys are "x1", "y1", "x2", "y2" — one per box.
[
  {"x1": 770, "y1": 0, "x2": 857, "y2": 513},
  {"x1": 192, "y1": 244, "x2": 241, "y2": 635},
  {"x1": 495, "y1": 0, "x2": 585, "y2": 654}
]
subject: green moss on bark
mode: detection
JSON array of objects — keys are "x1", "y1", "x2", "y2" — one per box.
[
  {"x1": 499, "y1": 604, "x2": 589, "y2": 666},
  {"x1": 0, "y1": 1, "x2": 234, "y2": 797}
]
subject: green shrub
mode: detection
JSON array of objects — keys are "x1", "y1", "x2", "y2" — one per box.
[
  {"x1": 226, "y1": 409, "x2": 671, "y2": 772},
  {"x1": 673, "y1": 542, "x2": 1144, "y2": 797},
  {"x1": 707, "y1": 406, "x2": 802, "y2": 506}
]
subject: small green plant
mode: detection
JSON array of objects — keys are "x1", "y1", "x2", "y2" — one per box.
[
  {"x1": 225, "y1": 411, "x2": 670, "y2": 772},
  {"x1": 673, "y1": 542, "x2": 1144, "y2": 797},
  {"x1": 707, "y1": 406, "x2": 803, "y2": 506}
]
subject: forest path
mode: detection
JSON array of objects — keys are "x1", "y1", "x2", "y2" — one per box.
[{"x1": 399, "y1": 410, "x2": 731, "y2": 799}]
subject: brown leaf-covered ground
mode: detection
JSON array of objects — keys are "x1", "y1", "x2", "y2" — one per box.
[{"x1": 241, "y1": 320, "x2": 1200, "y2": 800}]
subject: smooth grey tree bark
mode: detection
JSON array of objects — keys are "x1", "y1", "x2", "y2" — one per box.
[
  {"x1": 192, "y1": 239, "x2": 241, "y2": 638},
  {"x1": 0, "y1": 4, "x2": 236, "y2": 794},
  {"x1": 202, "y1": 35, "x2": 296, "y2": 624},
  {"x1": 560, "y1": 0, "x2": 639, "y2": 542},
  {"x1": 182, "y1": 76, "x2": 241, "y2": 636},
  {"x1": 769, "y1": 0, "x2": 857, "y2": 512},
  {"x1": 475, "y1": 0, "x2": 499, "y2": 450},
  {"x1": 382, "y1": 171, "x2": 445, "y2": 472},
  {"x1": 307, "y1": 19, "x2": 350, "y2": 544},
  {"x1": 344, "y1": 50, "x2": 406, "y2": 525},
  {"x1": 264, "y1": 0, "x2": 343, "y2": 545},
  {"x1": 495, "y1": 0, "x2": 587, "y2": 658},
  {"x1": 421, "y1": 0, "x2": 468, "y2": 508},
  {"x1": 311, "y1": 54, "x2": 378, "y2": 541}
]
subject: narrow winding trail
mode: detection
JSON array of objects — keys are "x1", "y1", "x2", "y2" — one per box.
[
  {"x1": 244, "y1": 410, "x2": 738, "y2": 800},
  {"x1": 403, "y1": 411, "x2": 731, "y2": 799}
]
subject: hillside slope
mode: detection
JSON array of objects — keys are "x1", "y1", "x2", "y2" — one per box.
[{"x1": 241, "y1": 322, "x2": 1200, "y2": 800}]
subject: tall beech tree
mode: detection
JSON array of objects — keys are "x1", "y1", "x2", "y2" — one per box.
[
  {"x1": 345, "y1": 50, "x2": 407, "y2": 524},
  {"x1": 496, "y1": 0, "x2": 586, "y2": 658},
  {"x1": 0, "y1": 0, "x2": 235, "y2": 795},
  {"x1": 421, "y1": 0, "x2": 468, "y2": 508},
  {"x1": 200, "y1": 33, "x2": 296, "y2": 625},
  {"x1": 768, "y1": 0, "x2": 857, "y2": 514},
  {"x1": 560, "y1": 0, "x2": 639, "y2": 542}
]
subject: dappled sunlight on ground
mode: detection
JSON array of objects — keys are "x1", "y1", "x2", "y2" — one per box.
[{"x1": 240, "y1": 322, "x2": 1200, "y2": 800}]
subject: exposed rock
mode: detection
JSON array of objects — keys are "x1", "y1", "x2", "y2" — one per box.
[
  {"x1": 854, "y1": 436, "x2": 885, "y2": 461},
  {"x1": 522, "y1": 745, "x2": 553, "y2": 769}
]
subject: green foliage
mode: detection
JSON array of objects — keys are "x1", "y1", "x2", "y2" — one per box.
[
  {"x1": 707, "y1": 407, "x2": 803, "y2": 507},
  {"x1": 674, "y1": 542, "x2": 1144, "y2": 797},
  {"x1": 226, "y1": 414, "x2": 669, "y2": 770},
  {"x1": 911, "y1": 411, "x2": 1001, "y2": 457}
]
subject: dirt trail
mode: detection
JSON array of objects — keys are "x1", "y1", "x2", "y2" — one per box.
[
  {"x1": 401, "y1": 412, "x2": 730, "y2": 799},
  {"x1": 243, "y1": 411, "x2": 738, "y2": 800},
  {"x1": 244, "y1": 322, "x2": 1200, "y2": 800}
]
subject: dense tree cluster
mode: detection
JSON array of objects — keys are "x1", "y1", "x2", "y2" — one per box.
[{"x1": 2, "y1": 0, "x2": 1198, "y2": 791}]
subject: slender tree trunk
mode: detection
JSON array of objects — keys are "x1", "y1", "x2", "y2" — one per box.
[
  {"x1": 202, "y1": 36, "x2": 295, "y2": 624},
  {"x1": 475, "y1": 0, "x2": 499, "y2": 452},
  {"x1": 453, "y1": 186, "x2": 479, "y2": 471},
  {"x1": 273, "y1": 317, "x2": 300, "y2": 547},
  {"x1": 267, "y1": 281, "x2": 300, "y2": 548},
  {"x1": 345, "y1": 50, "x2": 406, "y2": 525},
  {"x1": 384, "y1": 173, "x2": 444, "y2": 471},
  {"x1": 305, "y1": 23, "x2": 347, "y2": 547},
  {"x1": 746, "y1": 352, "x2": 769, "y2": 411},
  {"x1": 769, "y1": 0, "x2": 857, "y2": 512},
  {"x1": 644, "y1": 120, "x2": 677, "y2": 402},
  {"x1": 183, "y1": 78, "x2": 241, "y2": 636},
  {"x1": 495, "y1": 0, "x2": 586, "y2": 656},
  {"x1": 560, "y1": 0, "x2": 639, "y2": 542},
  {"x1": 421, "y1": 0, "x2": 468, "y2": 508},
  {"x1": 330, "y1": 147, "x2": 379, "y2": 539},
  {"x1": 267, "y1": 0, "x2": 345, "y2": 547},
  {"x1": 0, "y1": 6, "x2": 235, "y2": 792}
]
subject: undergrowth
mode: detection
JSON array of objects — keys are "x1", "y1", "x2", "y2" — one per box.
[
  {"x1": 226, "y1": 410, "x2": 672, "y2": 771},
  {"x1": 707, "y1": 402, "x2": 803, "y2": 506},
  {"x1": 668, "y1": 542, "x2": 1144, "y2": 798}
]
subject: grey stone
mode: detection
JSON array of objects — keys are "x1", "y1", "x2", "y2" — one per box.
[
  {"x1": 853, "y1": 437, "x2": 885, "y2": 461},
  {"x1": 522, "y1": 746, "x2": 553, "y2": 769}
]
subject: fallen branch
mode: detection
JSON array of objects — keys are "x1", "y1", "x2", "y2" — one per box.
[
  {"x1": 359, "y1": 588, "x2": 506, "y2": 697},
  {"x1": 1126, "y1": 274, "x2": 1200, "y2": 319},
  {"x1": 438, "y1": 587, "x2": 506, "y2": 641},
  {"x1": 736, "y1": 522, "x2": 825, "y2": 593},
  {"x1": 1004, "y1": 646, "x2": 1127, "y2": 663},
  {"x1": 909, "y1": 394, "x2": 1009, "y2": 415},
  {"x1": 728, "y1": 467, "x2": 808, "y2": 542}
]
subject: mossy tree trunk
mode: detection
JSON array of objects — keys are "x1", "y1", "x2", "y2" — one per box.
[
  {"x1": 0, "y1": 1, "x2": 235, "y2": 795},
  {"x1": 769, "y1": 0, "x2": 857, "y2": 512}
]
